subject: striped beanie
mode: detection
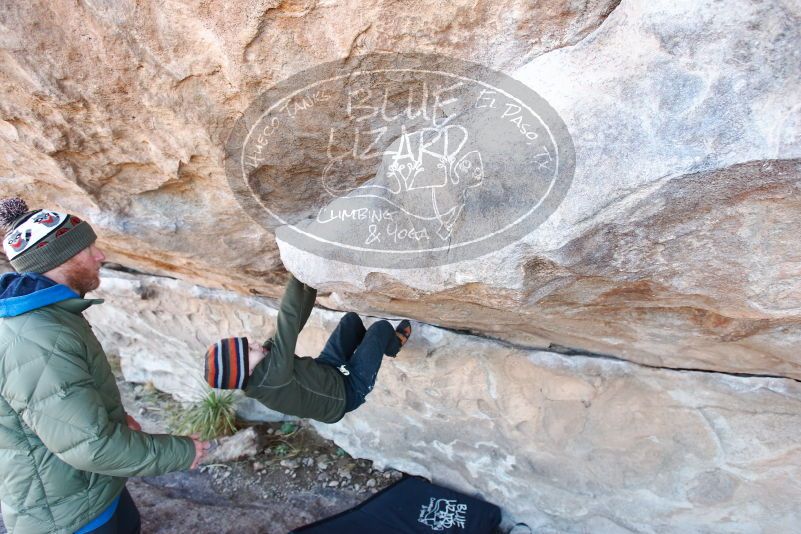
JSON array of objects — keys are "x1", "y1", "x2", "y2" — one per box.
[
  {"x1": 1, "y1": 198, "x2": 97, "y2": 273},
  {"x1": 205, "y1": 337, "x2": 250, "y2": 390}
]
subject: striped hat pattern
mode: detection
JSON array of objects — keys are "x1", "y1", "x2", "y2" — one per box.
[{"x1": 205, "y1": 337, "x2": 250, "y2": 390}]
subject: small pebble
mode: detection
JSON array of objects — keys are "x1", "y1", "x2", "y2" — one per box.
[
  {"x1": 328, "y1": 480, "x2": 339, "y2": 487},
  {"x1": 253, "y1": 462, "x2": 264, "y2": 471},
  {"x1": 366, "y1": 479, "x2": 376, "y2": 488},
  {"x1": 280, "y1": 459, "x2": 299, "y2": 469}
]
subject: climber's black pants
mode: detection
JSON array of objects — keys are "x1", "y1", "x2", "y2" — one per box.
[{"x1": 316, "y1": 312, "x2": 401, "y2": 412}]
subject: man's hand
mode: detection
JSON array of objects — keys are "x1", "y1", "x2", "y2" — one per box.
[
  {"x1": 190, "y1": 437, "x2": 211, "y2": 469},
  {"x1": 125, "y1": 414, "x2": 142, "y2": 432},
  {"x1": 248, "y1": 343, "x2": 269, "y2": 375}
]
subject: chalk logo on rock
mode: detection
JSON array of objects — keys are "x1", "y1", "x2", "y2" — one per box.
[
  {"x1": 418, "y1": 497, "x2": 468, "y2": 530},
  {"x1": 225, "y1": 53, "x2": 575, "y2": 268},
  {"x1": 321, "y1": 124, "x2": 484, "y2": 242}
]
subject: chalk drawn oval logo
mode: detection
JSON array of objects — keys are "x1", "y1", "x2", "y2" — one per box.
[{"x1": 225, "y1": 53, "x2": 575, "y2": 268}]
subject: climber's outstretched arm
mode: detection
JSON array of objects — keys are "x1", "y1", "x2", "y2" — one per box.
[{"x1": 250, "y1": 274, "x2": 316, "y2": 387}]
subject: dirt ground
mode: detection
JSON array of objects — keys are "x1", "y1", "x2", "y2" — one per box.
[{"x1": 117, "y1": 379, "x2": 408, "y2": 533}]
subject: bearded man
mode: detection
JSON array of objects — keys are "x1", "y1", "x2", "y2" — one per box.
[{"x1": 0, "y1": 198, "x2": 208, "y2": 534}]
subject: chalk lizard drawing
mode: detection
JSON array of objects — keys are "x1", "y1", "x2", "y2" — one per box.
[{"x1": 320, "y1": 124, "x2": 484, "y2": 240}]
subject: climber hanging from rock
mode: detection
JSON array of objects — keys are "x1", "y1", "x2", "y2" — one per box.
[{"x1": 203, "y1": 273, "x2": 412, "y2": 423}]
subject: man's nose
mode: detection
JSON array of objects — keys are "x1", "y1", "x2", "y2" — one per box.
[{"x1": 93, "y1": 246, "x2": 106, "y2": 263}]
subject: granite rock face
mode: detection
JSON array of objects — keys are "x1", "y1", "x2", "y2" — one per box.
[
  {"x1": 0, "y1": 0, "x2": 798, "y2": 373},
  {"x1": 290, "y1": 159, "x2": 801, "y2": 379},
  {"x1": 279, "y1": 0, "x2": 801, "y2": 378},
  {"x1": 86, "y1": 268, "x2": 801, "y2": 532},
  {"x1": 0, "y1": 0, "x2": 617, "y2": 291},
  {"x1": 2, "y1": 0, "x2": 801, "y2": 531},
  {"x1": 318, "y1": 330, "x2": 801, "y2": 534}
]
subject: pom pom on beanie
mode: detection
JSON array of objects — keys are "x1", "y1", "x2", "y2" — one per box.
[{"x1": 0, "y1": 198, "x2": 30, "y2": 230}]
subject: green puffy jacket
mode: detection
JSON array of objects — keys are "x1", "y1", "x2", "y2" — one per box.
[{"x1": 0, "y1": 273, "x2": 195, "y2": 533}]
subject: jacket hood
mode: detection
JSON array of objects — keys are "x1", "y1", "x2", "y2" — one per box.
[{"x1": 0, "y1": 271, "x2": 79, "y2": 317}]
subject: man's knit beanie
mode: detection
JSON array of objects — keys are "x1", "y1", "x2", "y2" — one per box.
[
  {"x1": 205, "y1": 337, "x2": 250, "y2": 390},
  {"x1": 0, "y1": 198, "x2": 97, "y2": 273}
]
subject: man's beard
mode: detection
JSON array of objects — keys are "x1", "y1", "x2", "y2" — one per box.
[{"x1": 62, "y1": 264, "x2": 100, "y2": 297}]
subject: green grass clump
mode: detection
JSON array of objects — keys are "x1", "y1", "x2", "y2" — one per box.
[
  {"x1": 280, "y1": 421, "x2": 297, "y2": 435},
  {"x1": 176, "y1": 388, "x2": 237, "y2": 441},
  {"x1": 274, "y1": 443, "x2": 291, "y2": 456}
]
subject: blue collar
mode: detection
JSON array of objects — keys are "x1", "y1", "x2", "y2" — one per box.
[{"x1": 0, "y1": 272, "x2": 80, "y2": 317}]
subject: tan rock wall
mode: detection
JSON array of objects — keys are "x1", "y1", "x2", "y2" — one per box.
[
  {"x1": 85, "y1": 268, "x2": 801, "y2": 532},
  {"x1": 1, "y1": 0, "x2": 799, "y2": 377},
  {"x1": 1, "y1": 0, "x2": 800, "y2": 530},
  {"x1": 0, "y1": 0, "x2": 617, "y2": 291}
]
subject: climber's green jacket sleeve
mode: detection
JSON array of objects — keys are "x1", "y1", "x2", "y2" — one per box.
[{"x1": 251, "y1": 274, "x2": 317, "y2": 387}]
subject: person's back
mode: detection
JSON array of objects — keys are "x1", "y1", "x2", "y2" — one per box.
[{"x1": 248, "y1": 346, "x2": 348, "y2": 423}]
